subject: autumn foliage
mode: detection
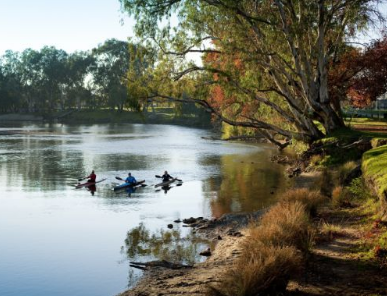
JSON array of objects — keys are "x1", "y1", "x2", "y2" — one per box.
[
  {"x1": 329, "y1": 36, "x2": 387, "y2": 107},
  {"x1": 208, "y1": 36, "x2": 387, "y2": 111}
]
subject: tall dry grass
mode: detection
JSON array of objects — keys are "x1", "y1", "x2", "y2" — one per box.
[
  {"x1": 206, "y1": 188, "x2": 327, "y2": 296},
  {"x1": 279, "y1": 188, "x2": 326, "y2": 216},
  {"x1": 207, "y1": 245, "x2": 302, "y2": 296},
  {"x1": 331, "y1": 185, "x2": 351, "y2": 208},
  {"x1": 206, "y1": 201, "x2": 312, "y2": 296},
  {"x1": 249, "y1": 201, "x2": 314, "y2": 252}
]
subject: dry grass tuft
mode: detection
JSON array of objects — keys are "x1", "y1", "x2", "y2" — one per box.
[
  {"x1": 207, "y1": 245, "x2": 302, "y2": 296},
  {"x1": 317, "y1": 221, "x2": 345, "y2": 242},
  {"x1": 331, "y1": 186, "x2": 348, "y2": 208},
  {"x1": 206, "y1": 201, "x2": 311, "y2": 296},
  {"x1": 279, "y1": 188, "x2": 327, "y2": 216},
  {"x1": 251, "y1": 201, "x2": 314, "y2": 252}
]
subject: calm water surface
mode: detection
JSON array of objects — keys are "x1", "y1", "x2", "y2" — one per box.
[{"x1": 0, "y1": 123, "x2": 288, "y2": 296}]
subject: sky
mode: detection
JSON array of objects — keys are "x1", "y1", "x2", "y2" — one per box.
[
  {"x1": 0, "y1": 0, "x2": 135, "y2": 55},
  {"x1": 0, "y1": 0, "x2": 386, "y2": 57}
]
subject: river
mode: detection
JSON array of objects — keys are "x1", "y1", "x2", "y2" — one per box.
[{"x1": 0, "y1": 123, "x2": 289, "y2": 296}]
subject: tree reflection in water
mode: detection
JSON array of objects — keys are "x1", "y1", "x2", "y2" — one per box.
[{"x1": 123, "y1": 223, "x2": 210, "y2": 266}]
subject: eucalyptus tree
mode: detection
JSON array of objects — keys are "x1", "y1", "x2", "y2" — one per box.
[
  {"x1": 91, "y1": 39, "x2": 130, "y2": 110},
  {"x1": 39, "y1": 46, "x2": 68, "y2": 111},
  {"x1": 0, "y1": 65, "x2": 10, "y2": 112},
  {"x1": 0, "y1": 50, "x2": 24, "y2": 112},
  {"x1": 65, "y1": 51, "x2": 95, "y2": 109},
  {"x1": 119, "y1": 0, "x2": 385, "y2": 146},
  {"x1": 0, "y1": 49, "x2": 41, "y2": 112},
  {"x1": 18, "y1": 49, "x2": 45, "y2": 112}
]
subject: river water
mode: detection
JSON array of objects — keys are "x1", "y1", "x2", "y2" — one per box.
[{"x1": 0, "y1": 123, "x2": 288, "y2": 296}]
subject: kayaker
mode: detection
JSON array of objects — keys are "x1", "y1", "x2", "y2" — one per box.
[
  {"x1": 161, "y1": 171, "x2": 173, "y2": 182},
  {"x1": 125, "y1": 173, "x2": 137, "y2": 185},
  {"x1": 87, "y1": 170, "x2": 96, "y2": 183}
]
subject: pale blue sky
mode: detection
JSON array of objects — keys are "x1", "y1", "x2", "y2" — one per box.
[{"x1": 0, "y1": 0, "x2": 135, "y2": 55}]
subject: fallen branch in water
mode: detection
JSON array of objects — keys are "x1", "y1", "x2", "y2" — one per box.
[{"x1": 130, "y1": 260, "x2": 193, "y2": 270}]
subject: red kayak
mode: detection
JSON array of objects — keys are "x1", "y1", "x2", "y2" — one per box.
[{"x1": 75, "y1": 178, "x2": 106, "y2": 189}]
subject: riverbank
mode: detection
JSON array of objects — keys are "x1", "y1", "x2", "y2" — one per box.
[
  {"x1": 121, "y1": 212, "x2": 260, "y2": 296},
  {"x1": 120, "y1": 138, "x2": 387, "y2": 296}
]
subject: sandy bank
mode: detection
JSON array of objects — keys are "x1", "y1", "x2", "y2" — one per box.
[{"x1": 120, "y1": 211, "x2": 264, "y2": 296}]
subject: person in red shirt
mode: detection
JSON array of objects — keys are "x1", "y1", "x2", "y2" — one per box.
[{"x1": 87, "y1": 170, "x2": 96, "y2": 183}]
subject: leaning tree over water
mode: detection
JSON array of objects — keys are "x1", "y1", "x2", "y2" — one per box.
[{"x1": 119, "y1": 0, "x2": 386, "y2": 147}]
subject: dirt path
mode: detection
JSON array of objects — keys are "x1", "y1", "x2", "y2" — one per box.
[{"x1": 288, "y1": 207, "x2": 387, "y2": 296}]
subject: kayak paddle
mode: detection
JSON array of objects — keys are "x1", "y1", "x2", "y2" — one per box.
[
  {"x1": 116, "y1": 176, "x2": 147, "y2": 187},
  {"x1": 155, "y1": 175, "x2": 182, "y2": 182}
]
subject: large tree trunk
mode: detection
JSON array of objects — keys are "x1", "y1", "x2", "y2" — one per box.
[{"x1": 320, "y1": 104, "x2": 345, "y2": 134}]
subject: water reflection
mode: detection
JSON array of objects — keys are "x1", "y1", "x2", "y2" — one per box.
[
  {"x1": 123, "y1": 223, "x2": 209, "y2": 266},
  {"x1": 200, "y1": 153, "x2": 288, "y2": 218},
  {"x1": 126, "y1": 186, "x2": 136, "y2": 197},
  {"x1": 155, "y1": 182, "x2": 183, "y2": 194},
  {"x1": 87, "y1": 184, "x2": 97, "y2": 196}
]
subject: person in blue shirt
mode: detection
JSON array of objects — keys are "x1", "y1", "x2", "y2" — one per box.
[{"x1": 125, "y1": 173, "x2": 137, "y2": 185}]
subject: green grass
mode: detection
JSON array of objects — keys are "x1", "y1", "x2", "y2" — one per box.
[
  {"x1": 362, "y1": 145, "x2": 387, "y2": 199},
  {"x1": 323, "y1": 126, "x2": 387, "y2": 141},
  {"x1": 346, "y1": 118, "x2": 387, "y2": 126}
]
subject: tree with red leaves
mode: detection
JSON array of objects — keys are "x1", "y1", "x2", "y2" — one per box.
[{"x1": 329, "y1": 36, "x2": 387, "y2": 108}]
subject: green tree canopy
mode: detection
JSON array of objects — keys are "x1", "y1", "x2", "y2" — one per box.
[{"x1": 119, "y1": 0, "x2": 386, "y2": 146}]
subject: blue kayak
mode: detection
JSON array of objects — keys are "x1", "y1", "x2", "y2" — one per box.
[{"x1": 113, "y1": 180, "x2": 145, "y2": 191}]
